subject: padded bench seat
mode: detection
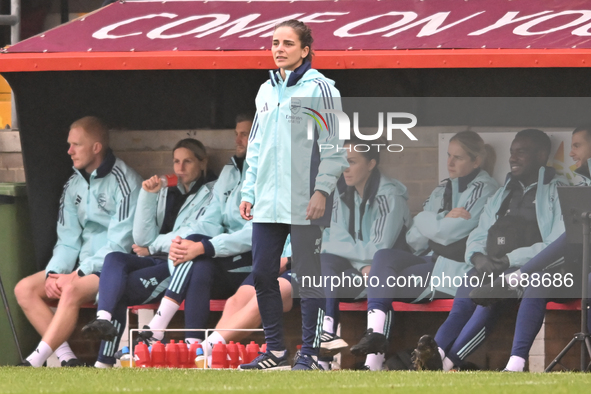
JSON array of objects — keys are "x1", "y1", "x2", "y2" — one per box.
[{"x1": 127, "y1": 298, "x2": 581, "y2": 313}]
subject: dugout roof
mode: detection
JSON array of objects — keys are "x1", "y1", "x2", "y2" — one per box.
[{"x1": 3, "y1": 0, "x2": 591, "y2": 268}]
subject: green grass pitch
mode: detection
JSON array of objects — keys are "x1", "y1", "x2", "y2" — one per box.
[{"x1": 0, "y1": 368, "x2": 590, "y2": 393}]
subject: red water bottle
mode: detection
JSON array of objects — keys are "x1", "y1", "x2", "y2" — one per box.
[
  {"x1": 159, "y1": 174, "x2": 178, "y2": 188},
  {"x1": 188, "y1": 342, "x2": 203, "y2": 369},
  {"x1": 237, "y1": 342, "x2": 247, "y2": 364},
  {"x1": 227, "y1": 341, "x2": 239, "y2": 369},
  {"x1": 151, "y1": 341, "x2": 166, "y2": 368},
  {"x1": 177, "y1": 341, "x2": 189, "y2": 368},
  {"x1": 211, "y1": 342, "x2": 229, "y2": 369},
  {"x1": 165, "y1": 340, "x2": 180, "y2": 368},
  {"x1": 246, "y1": 341, "x2": 260, "y2": 363},
  {"x1": 135, "y1": 342, "x2": 152, "y2": 368},
  {"x1": 260, "y1": 343, "x2": 267, "y2": 353}
]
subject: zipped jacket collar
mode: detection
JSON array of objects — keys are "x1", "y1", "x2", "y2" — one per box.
[
  {"x1": 74, "y1": 149, "x2": 116, "y2": 180},
  {"x1": 441, "y1": 168, "x2": 481, "y2": 211},
  {"x1": 269, "y1": 59, "x2": 312, "y2": 88},
  {"x1": 504, "y1": 166, "x2": 555, "y2": 188},
  {"x1": 231, "y1": 155, "x2": 245, "y2": 174}
]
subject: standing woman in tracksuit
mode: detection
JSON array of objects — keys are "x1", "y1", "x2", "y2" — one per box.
[
  {"x1": 318, "y1": 138, "x2": 412, "y2": 369},
  {"x1": 239, "y1": 19, "x2": 348, "y2": 370},
  {"x1": 349, "y1": 131, "x2": 499, "y2": 370}
]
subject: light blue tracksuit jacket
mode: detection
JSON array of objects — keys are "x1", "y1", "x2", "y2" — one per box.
[
  {"x1": 46, "y1": 150, "x2": 142, "y2": 276},
  {"x1": 241, "y1": 60, "x2": 348, "y2": 226},
  {"x1": 132, "y1": 179, "x2": 215, "y2": 256},
  {"x1": 465, "y1": 166, "x2": 567, "y2": 269},
  {"x1": 322, "y1": 172, "x2": 412, "y2": 271},
  {"x1": 189, "y1": 157, "x2": 253, "y2": 259},
  {"x1": 408, "y1": 168, "x2": 499, "y2": 299}
]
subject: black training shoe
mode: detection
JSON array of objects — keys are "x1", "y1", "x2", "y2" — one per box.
[
  {"x1": 411, "y1": 335, "x2": 443, "y2": 371},
  {"x1": 350, "y1": 329, "x2": 388, "y2": 356},
  {"x1": 319, "y1": 331, "x2": 349, "y2": 357},
  {"x1": 82, "y1": 319, "x2": 118, "y2": 341},
  {"x1": 469, "y1": 277, "x2": 524, "y2": 307},
  {"x1": 61, "y1": 358, "x2": 86, "y2": 367},
  {"x1": 135, "y1": 325, "x2": 159, "y2": 346},
  {"x1": 17, "y1": 360, "x2": 32, "y2": 367}
]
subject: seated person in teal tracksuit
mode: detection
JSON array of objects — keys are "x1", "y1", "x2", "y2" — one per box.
[
  {"x1": 348, "y1": 130, "x2": 499, "y2": 371},
  {"x1": 135, "y1": 115, "x2": 265, "y2": 347},
  {"x1": 318, "y1": 137, "x2": 412, "y2": 370},
  {"x1": 81, "y1": 137, "x2": 216, "y2": 367},
  {"x1": 412, "y1": 129, "x2": 566, "y2": 371},
  {"x1": 15, "y1": 116, "x2": 142, "y2": 367},
  {"x1": 471, "y1": 124, "x2": 591, "y2": 372}
]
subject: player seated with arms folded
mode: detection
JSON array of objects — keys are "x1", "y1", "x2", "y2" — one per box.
[{"x1": 349, "y1": 131, "x2": 499, "y2": 370}]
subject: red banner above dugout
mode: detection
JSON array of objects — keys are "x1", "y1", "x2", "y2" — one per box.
[{"x1": 4, "y1": 0, "x2": 591, "y2": 71}]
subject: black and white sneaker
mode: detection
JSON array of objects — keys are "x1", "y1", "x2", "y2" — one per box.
[
  {"x1": 61, "y1": 358, "x2": 86, "y2": 367},
  {"x1": 238, "y1": 351, "x2": 291, "y2": 371},
  {"x1": 292, "y1": 353, "x2": 324, "y2": 371},
  {"x1": 82, "y1": 319, "x2": 118, "y2": 341},
  {"x1": 350, "y1": 328, "x2": 388, "y2": 356},
  {"x1": 319, "y1": 331, "x2": 349, "y2": 357},
  {"x1": 135, "y1": 325, "x2": 160, "y2": 346},
  {"x1": 411, "y1": 335, "x2": 443, "y2": 371}
]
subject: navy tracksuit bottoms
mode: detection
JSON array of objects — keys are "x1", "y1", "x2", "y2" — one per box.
[
  {"x1": 366, "y1": 249, "x2": 435, "y2": 339},
  {"x1": 510, "y1": 233, "x2": 584, "y2": 359},
  {"x1": 252, "y1": 223, "x2": 324, "y2": 356},
  {"x1": 434, "y1": 268, "x2": 513, "y2": 366},
  {"x1": 96, "y1": 252, "x2": 171, "y2": 365}
]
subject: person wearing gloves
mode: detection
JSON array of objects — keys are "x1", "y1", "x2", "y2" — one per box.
[
  {"x1": 470, "y1": 124, "x2": 591, "y2": 372},
  {"x1": 238, "y1": 19, "x2": 348, "y2": 371},
  {"x1": 14, "y1": 116, "x2": 142, "y2": 367},
  {"x1": 81, "y1": 137, "x2": 216, "y2": 367},
  {"x1": 318, "y1": 138, "x2": 412, "y2": 369},
  {"x1": 412, "y1": 129, "x2": 566, "y2": 371},
  {"x1": 348, "y1": 131, "x2": 498, "y2": 370}
]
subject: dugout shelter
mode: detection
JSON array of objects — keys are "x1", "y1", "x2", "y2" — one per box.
[{"x1": 2, "y1": 0, "x2": 591, "y2": 268}]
